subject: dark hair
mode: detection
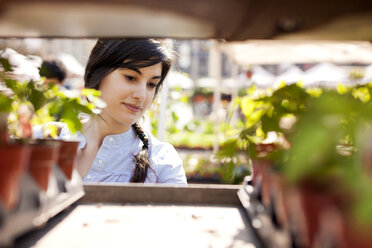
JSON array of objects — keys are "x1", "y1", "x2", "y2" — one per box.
[
  {"x1": 39, "y1": 59, "x2": 67, "y2": 83},
  {"x1": 85, "y1": 39, "x2": 172, "y2": 96},
  {"x1": 85, "y1": 39, "x2": 173, "y2": 182}
]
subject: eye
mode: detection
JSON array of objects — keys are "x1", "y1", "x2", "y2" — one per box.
[
  {"x1": 147, "y1": 82, "x2": 158, "y2": 89},
  {"x1": 124, "y1": 75, "x2": 136, "y2": 82}
]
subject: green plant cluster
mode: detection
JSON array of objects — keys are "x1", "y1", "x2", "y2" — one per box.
[
  {"x1": 148, "y1": 86, "x2": 217, "y2": 149},
  {"x1": 183, "y1": 153, "x2": 249, "y2": 184},
  {"x1": 220, "y1": 81, "x2": 372, "y2": 226},
  {"x1": 218, "y1": 83, "x2": 313, "y2": 162},
  {"x1": 166, "y1": 119, "x2": 215, "y2": 149},
  {"x1": 282, "y1": 85, "x2": 372, "y2": 226},
  {"x1": 349, "y1": 67, "x2": 365, "y2": 80},
  {"x1": 0, "y1": 57, "x2": 104, "y2": 141}
]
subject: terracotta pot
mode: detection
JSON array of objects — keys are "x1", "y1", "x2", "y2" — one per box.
[
  {"x1": 193, "y1": 94, "x2": 206, "y2": 103},
  {"x1": 276, "y1": 186, "x2": 309, "y2": 248},
  {"x1": 250, "y1": 159, "x2": 262, "y2": 186},
  {"x1": 29, "y1": 140, "x2": 60, "y2": 191},
  {"x1": 269, "y1": 171, "x2": 290, "y2": 229},
  {"x1": 342, "y1": 217, "x2": 372, "y2": 248},
  {"x1": 252, "y1": 158, "x2": 275, "y2": 207},
  {"x1": 58, "y1": 140, "x2": 80, "y2": 180},
  {"x1": 298, "y1": 184, "x2": 342, "y2": 248},
  {"x1": 0, "y1": 144, "x2": 31, "y2": 209}
]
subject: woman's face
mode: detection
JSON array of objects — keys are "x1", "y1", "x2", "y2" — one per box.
[{"x1": 98, "y1": 63, "x2": 162, "y2": 130}]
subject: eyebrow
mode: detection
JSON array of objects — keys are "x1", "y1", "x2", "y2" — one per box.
[{"x1": 121, "y1": 68, "x2": 161, "y2": 80}]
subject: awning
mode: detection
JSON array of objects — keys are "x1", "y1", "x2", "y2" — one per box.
[{"x1": 220, "y1": 40, "x2": 372, "y2": 64}]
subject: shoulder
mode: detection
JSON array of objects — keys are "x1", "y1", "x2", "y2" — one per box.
[
  {"x1": 146, "y1": 132, "x2": 187, "y2": 185},
  {"x1": 148, "y1": 133, "x2": 180, "y2": 163}
]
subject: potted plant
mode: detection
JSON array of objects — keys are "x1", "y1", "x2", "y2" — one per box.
[
  {"x1": 218, "y1": 84, "x2": 312, "y2": 208},
  {"x1": 2, "y1": 54, "x2": 103, "y2": 191},
  {"x1": 0, "y1": 60, "x2": 32, "y2": 210},
  {"x1": 224, "y1": 81, "x2": 372, "y2": 247},
  {"x1": 2, "y1": 76, "x2": 61, "y2": 192},
  {"x1": 277, "y1": 85, "x2": 372, "y2": 248},
  {"x1": 43, "y1": 86, "x2": 104, "y2": 180},
  {"x1": 0, "y1": 92, "x2": 32, "y2": 210}
]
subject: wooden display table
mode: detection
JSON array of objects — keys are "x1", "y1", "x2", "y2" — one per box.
[{"x1": 13, "y1": 184, "x2": 264, "y2": 248}]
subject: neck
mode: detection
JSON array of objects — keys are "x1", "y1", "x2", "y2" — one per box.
[{"x1": 84, "y1": 115, "x2": 131, "y2": 147}]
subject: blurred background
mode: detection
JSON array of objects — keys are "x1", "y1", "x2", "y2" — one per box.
[{"x1": 2, "y1": 38, "x2": 372, "y2": 184}]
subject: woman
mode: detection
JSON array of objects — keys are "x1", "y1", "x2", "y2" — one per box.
[{"x1": 62, "y1": 39, "x2": 187, "y2": 184}]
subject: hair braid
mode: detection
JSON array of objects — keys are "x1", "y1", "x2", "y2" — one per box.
[{"x1": 130, "y1": 122, "x2": 151, "y2": 182}]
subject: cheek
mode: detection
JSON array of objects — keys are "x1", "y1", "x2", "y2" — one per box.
[
  {"x1": 98, "y1": 82, "x2": 113, "y2": 101},
  {"x1": 144, "y1": 91, "x2": 155, "y2": 109},
  {"x1": 100, "y1": 81, "x2": 126, "y2": 102},
  {"x1": 99, "y1": 89, "x2": 115, "y2": 104}
]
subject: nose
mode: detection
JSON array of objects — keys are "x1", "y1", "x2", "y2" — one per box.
[{"x1": 132, "y1": 81, "x2": 146, "y2": 101}]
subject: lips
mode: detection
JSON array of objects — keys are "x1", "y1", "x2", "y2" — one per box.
[{"x1": 122, "y1": 102, "x2": 143, "y2": 113}]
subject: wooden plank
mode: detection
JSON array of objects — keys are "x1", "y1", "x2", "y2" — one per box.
[{"x1": 80, "y1": 183, "x2": 241, "y2": 205}]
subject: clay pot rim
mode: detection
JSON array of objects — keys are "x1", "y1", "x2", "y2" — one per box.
[
  {"x1": 60, "y1": 139, "x2": 80, "y2": 144},
  {"x1": 0, "y1": 143, "x2": 31, "y2": 148},
  {"x1": 30, "y1": 139, "x2": 61, "y2": 147}
]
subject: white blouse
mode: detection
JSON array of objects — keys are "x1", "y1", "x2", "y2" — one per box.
[{"x1": 60, "y1": 126, "x2": 187, "y2": 185}]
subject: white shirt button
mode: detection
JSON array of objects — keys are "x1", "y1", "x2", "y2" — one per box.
[
  {"x1": 109, "y1": 137, "x2": 114, "y2": 142},
  {"x1": 86, "y1": 175, "x2": 91, "y2": 179},
  {"x1": 98, "y1": 159, "x2": 103, "y2": 164}
]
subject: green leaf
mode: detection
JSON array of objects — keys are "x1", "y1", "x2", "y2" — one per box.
[
  {"x1": 352, "y1": 87, "x2": 370, "y2": 103},
  {"x1": 219, "y1": 161, "x2": 236, "y2": 184},
  {"x1": 217, "y1": 138, "x2": 238, "y2": 159},
  {"x1": 0, "y1": 94, "x2": 12, "y2": 112},
  {"x1": 28, "y1": 87, "x2": 47, "y2": 111},
  {"x1": 0, "y1": 58, "x2": 12, "y2": 72},
  {"x1": 240, "y1": 97, "x2": 255, "y2": 117},
  {"x1": 82, "y1": 88, "x2": 101, "y2": 97},
  {"x1": 306, "y1": 87, "x2": 323, "y2": 97},
  {"x1": 171, "y1": 111, "x2": 179, "y2": 122},
  {"x1": 337, "y1": 83, "x2": 349, "y2": 94},
  {"x1": 261, "y1": 114, "x2": 281, "y2": 132},
  {"x1": 283, "y1": 121, "x2": 334, "y2": 182}
]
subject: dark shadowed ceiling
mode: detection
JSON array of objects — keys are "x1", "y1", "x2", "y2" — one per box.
[{"x1": 0, "y1": 0, "x2": 372, "y2": 40}]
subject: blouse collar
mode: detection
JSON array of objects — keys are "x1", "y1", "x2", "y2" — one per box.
[{"x1": 79, "y1": 126, "x2": 136, "y2": 149}]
